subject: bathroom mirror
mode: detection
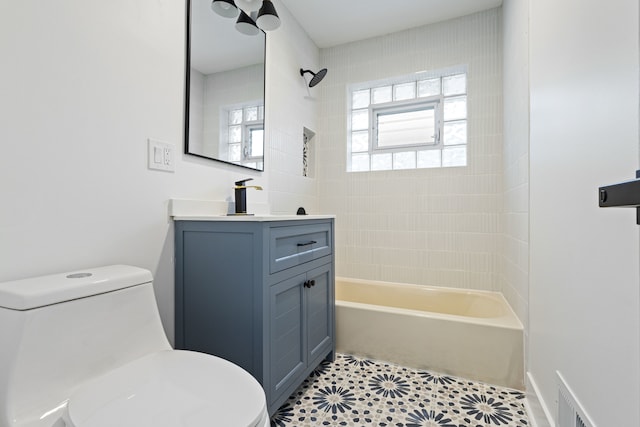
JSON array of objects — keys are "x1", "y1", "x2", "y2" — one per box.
[{"x1": 184, "y1": 0, "x2": 266, "y2": 171}]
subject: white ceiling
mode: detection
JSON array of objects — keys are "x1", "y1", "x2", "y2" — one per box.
[
  {"x1": 279, "y1": 0, "x2": 503, "y2": 48},
  {"x1": 190, "y1": 0, "x2": 503, "y2": 75},
  {"x1": 191, "y1": 0, "x2": 264, "y2": 75}
]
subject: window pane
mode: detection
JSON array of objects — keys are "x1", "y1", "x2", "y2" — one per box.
[
  {"x1": 443, "y1": 74, "x2": 466, "y2": 96},
  {"x1": 393, "y1": 82, "x2": 416, "y2": 101},
  {"x1": 244, "y1": 106, "x2": 258, "y2": 121},
  {"x1": 352, "y1": 109, "x2": 369, "y2": 131},
  {"x1": 347, "y1": 71, "x2": 469, "y2": 173},
  {"x1": 351, "y1": 130, "x2": 369, "y2": 152},
  {"x1": 352, "y1": 89, "x2": 370, "y2": 109},
  {"x1": 372, "y1": 86, "x2": 392, "y2": 104},
  {"x1": 229, "y1": 143, "x2": 241, "y2": 161},
  {"x1": 371, "y1": 153, "x2": 392, "y2": 171},
  {"x1": 229, "y1": 125, "x2": 241, "y2": 143},
  {"x1": 351, "y1": 153, "x2": 370, "y2": 171},
  {"x1": 393, "y1": 151, "x2": 416, "y2": 170},
  {"x1": 418, "y1": 78, "x2": 440, "y2": 98},
  {"x1": 443, "y1": 96, "x2": 467, "y2": 121},
  {"x1": 249, "y1": 129, "x2": 264, "y2": 157},
  {"x1": 443, "y1": 120, "x2": 467, "y2": 146},
  {"x1": 377, "y1": 107, "x2": 436, "y2": 148},
  {"x1": 229, "y1": 109, "x2": 243, "y2": 125},
  {"x1": 417, "y1": 150, "x2": 442, "y2": 168},
  {"x1": 258, "y1": 105, "x2": 264, "y2": 120},
  {"x1": 442, "y1": 145, "x2": 467, "y2": 167}
]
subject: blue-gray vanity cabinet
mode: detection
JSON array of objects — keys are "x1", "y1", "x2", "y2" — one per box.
[
  {"x1": 269, "y1": 261, "x2": 333, "y2": 406},
  {"x1": 174, "y1": 218, "x2": 335, "y2": 415}
]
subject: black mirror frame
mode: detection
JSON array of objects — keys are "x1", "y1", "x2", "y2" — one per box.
[{"x1": 183, "y1": 0, "x2": 267, "y2": 172}]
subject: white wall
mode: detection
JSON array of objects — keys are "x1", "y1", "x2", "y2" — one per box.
[
  {"x1": 317, "y1": 9, "x2": 504, "y2": 290},
  {"x1": 529, "y1": 1, "x2": 640, "y2": 425},
  {"x1": 188, "y1": 69, "x2": 205, "y2": 153},
  {"x1": 0, "y1": 0, "x2": 319, "y2": 345},
  {"x1": 201, "y1": 63, "x2": 263, "y2": 160}
]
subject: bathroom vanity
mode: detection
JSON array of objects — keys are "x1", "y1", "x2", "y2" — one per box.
[{"x1": 173, "y1": 215, "x2": 335, "y2": 415}]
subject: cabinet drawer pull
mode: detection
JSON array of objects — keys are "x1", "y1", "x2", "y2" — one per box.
[{"x1": 297, "y1": 240, "x2": 317, "y2": 247}]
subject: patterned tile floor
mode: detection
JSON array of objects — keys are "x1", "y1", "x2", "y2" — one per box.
[{"x1": 270, "y1": 354, "x2": 528, "y2": 427}]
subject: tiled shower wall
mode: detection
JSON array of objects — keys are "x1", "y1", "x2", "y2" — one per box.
[
  {"x1": 501, "y1": 0, "x2": 530, "y2": 339},
  {"x1": 265, "y1": 0, "x2": 320, "y2": 215},
  {"x1": 316, "y1": 9, "x2": 504, "y2": 291}
]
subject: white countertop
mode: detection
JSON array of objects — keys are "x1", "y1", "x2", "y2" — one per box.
[
  {"x1": 169, "y1": 199, "x2": 334, "y2": 221},
  {"x1": 172, "y1": 214, "x2": 335, "y2": 222}
]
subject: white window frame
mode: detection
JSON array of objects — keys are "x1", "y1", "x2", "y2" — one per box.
[
  {"x1": 220, "y1": 102, "x2": 264, "y2": 169},
  {"x1": 347, "y1": 66, "x2": 468, "y2": 172},
  {"x1": 243, "y1": 122, "x2": 264, "y2": 161},
  {"x1": 371, "y1": 96, "x2": 443, "y2": 152}
]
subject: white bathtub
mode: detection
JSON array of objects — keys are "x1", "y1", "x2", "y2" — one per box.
[{"x1": 335, "y1": 277, "x2": 524, "y2": 390}]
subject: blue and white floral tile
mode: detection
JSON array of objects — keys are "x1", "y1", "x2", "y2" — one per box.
[{"x1": 270, "y1": 353, "x2": 529, "y2": 427}]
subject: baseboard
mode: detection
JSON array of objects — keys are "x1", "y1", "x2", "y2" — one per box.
[{"x1": 525, "y1": 371, "x2": 555, "y2": 427}]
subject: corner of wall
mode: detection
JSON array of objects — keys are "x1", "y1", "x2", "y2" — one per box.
[
  {"x1": 525, "y1": 372, "x2": 555, "y2": 427},
  {"x1": 265, "y1": 0, "x2": 321, "y2": 215}
]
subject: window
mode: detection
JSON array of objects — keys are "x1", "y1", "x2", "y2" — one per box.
[
  {"x1": 224, "y1": 104, "x2": 264, "y2": 169},
  {"x1": 348, "y1": 68, "x2": 467, "y2": 172}
]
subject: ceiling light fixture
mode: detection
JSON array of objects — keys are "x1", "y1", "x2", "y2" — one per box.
[
  {"x1": 213, "y1": 0, "x2": 280, "y2": 32},
  {"x1": 211, "y1": 0, "x2": 239, "y2": 18},
  {"x1": 256, "y1": 0, "x2": 280, "y2": 31},
  {"x1": 235, "y1": 10, "x2": 260, "y2": 36},
  {"x1": 234, "y1": 0, "x2": 263, "y2": 13}
]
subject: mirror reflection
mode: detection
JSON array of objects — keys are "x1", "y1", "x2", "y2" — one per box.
[{"x1": 185, "y1": 0, "x2": 266, "y2": 171}]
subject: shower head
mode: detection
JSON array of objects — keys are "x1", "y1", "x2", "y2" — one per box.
[{"x1": 300, "y1": 68, "x2": 328, "y2": 88}]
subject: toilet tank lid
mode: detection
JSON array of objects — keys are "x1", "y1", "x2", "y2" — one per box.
[{"x1": 0, "y1": 265, "x2": 153, "y2": 311}]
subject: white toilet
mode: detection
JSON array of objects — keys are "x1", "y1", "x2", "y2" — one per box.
[{"x1": 0, "y1": 265, "x2": 269, "y2": 427}]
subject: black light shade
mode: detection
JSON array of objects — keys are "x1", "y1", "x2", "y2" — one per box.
[
  {"x1": 235, "y1": 10, "x2": 260, "y2": 36},
  {"x1": 256, "y1": 0, "x2": 280, "y2": 31},
  {"x1": 211, "y1": 0, "x2": 239, "y2": 18}
]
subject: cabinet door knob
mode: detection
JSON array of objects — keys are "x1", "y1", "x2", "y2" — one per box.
[
  {"x1": 303, "y1": 280, "x2": 309, "y2": 288},
  {"x1": 309, "y1": 280, "x2": 316, "y2": 287}
]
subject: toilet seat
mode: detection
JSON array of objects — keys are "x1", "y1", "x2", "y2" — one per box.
[{"x1": 64, "y1": 350, "x2": 268, "y2": 427}]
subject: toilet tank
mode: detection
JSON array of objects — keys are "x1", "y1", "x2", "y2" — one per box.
[{"x1": 0, "y1": 265, "x2": 171, "y2": 427}]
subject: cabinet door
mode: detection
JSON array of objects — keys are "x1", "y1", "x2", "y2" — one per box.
[
  {"x1": 179, "y1": 228, "x2": 257, "y2": 374},
  {"x1": 269, "y1": 273, "x2": 306, "y2": 405},
  {"x1": 306, "y1": 263, "x2": 334, "y2": 364}
]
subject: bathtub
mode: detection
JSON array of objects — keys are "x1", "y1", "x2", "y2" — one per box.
[{"x1": 335, "y1": 277, "x2": 524, "y2": 390}]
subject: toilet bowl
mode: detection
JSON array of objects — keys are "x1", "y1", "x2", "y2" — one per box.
[
  {"x1": 64, "y1": 351, "x2": 268, "y2": 427},
  {"x1": 0, "y1": 265, "x2": 268, "y2": 427}
]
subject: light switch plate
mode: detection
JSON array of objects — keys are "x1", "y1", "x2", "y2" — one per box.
[{"x1": 148, "y1": 138, "x2": 175, "y2": 172}]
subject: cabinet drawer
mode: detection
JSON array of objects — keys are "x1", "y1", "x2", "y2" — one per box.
[{"x1": 269, "y1": 222, "x2": 332, "y2": 274}]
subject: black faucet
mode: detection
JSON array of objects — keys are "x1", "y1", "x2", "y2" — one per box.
[{"x1": 234, "y1": 178, "x2": 263, "y2": 215}]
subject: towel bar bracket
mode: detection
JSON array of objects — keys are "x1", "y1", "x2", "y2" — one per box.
[{"x1": 598, "y1": 169, "x2": 640, "y2": 225}]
